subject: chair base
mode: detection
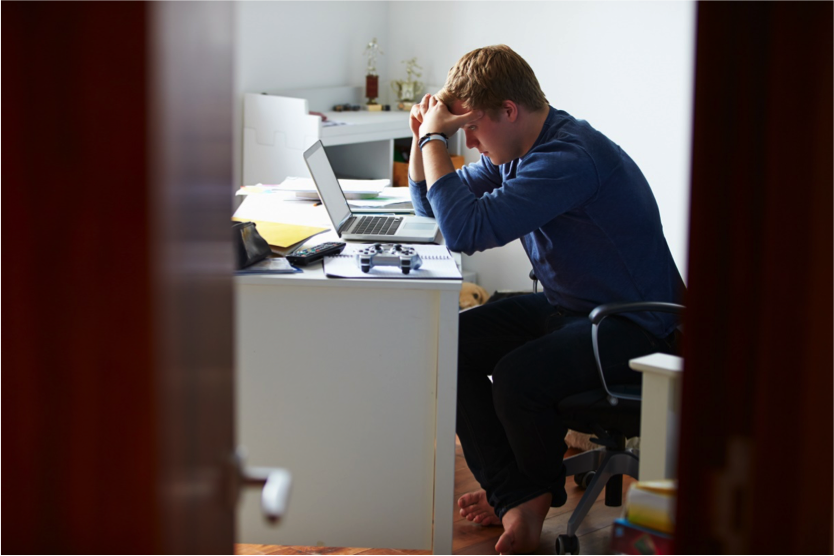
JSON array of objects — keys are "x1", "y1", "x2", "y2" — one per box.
[{"x1": 563, "y1": 447, "x2": 639, "y2": 538}]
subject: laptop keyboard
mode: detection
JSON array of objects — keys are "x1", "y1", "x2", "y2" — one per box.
[{"x1": 347, "y1": 215, "x2": 403, "y2": 236}]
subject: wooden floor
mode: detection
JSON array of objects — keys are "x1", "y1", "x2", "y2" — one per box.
[{"x1": 236, "y1": 439, "x2": 631, "y2": 555}]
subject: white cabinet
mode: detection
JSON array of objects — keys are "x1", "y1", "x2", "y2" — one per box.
[
  {"x1": 242, "y1": 86, "x2": 459, "y2": 186},
  {"x1": 629, "y1": 353, "x2": 684, "y2": 481},
  {"x1": 235, "y1": 269, "x2": 461, "y2": 553}
]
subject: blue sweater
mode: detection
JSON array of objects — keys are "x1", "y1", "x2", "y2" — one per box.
[{"x1": 410, "y1": 106, "x2": 685, "y2": 338}]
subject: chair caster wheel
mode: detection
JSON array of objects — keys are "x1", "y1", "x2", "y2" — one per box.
[
  {"x1": 574, "y1": 471, "x2": 595, "y2": 490},
  {"x1": 556, "y1": 534, "x2": 580, "y2": 555}
]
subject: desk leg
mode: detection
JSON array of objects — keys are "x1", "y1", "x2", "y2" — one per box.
[
  {"x1": 432, "y1": 289, "x2": 459, "y2": 555},
  {"x1": 639, "y1": 373, "x2": 680, "y2": 481}
]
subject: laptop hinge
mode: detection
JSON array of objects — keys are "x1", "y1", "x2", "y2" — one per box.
[{"x1": 339, "y1": 216, "x2": 356, "y2": 235}]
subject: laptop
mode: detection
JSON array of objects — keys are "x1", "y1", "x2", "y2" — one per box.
[{"x1": 303, "y1": 140, "x2": 440, "y2": 243}]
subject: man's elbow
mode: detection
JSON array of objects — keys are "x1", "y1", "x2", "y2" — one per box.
[
  {"x1": 416, "y1": 207, "x2": 434, "y2": 218},
  {"x1": 443, "y1": 234, "x2": 480, "y2": 256},
  {"x1": 443, "y1": 229, "x2": 504, "y2": 255}
]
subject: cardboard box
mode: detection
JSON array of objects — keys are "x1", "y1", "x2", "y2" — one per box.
[
  {"x1": 393, "y1": 161, "x2": 409, "y2": 187},
  {"x1": 393, "y1": 156, "x2": 465, "y2": 187}
]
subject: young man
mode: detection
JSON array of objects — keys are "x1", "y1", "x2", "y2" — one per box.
[{"x1": 408, "y1": 45, "x2": 685, "y2": 554}]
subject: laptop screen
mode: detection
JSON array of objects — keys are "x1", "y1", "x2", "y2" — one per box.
[{"x1": 303, "y1": 141, "x2": 352, "y2": 233}]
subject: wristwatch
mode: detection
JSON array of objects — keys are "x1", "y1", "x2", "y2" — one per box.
[{"x1": 419, "y1": 132, "x2": 448, "y2": 150}]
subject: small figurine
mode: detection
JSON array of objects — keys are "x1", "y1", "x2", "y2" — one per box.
[
  {"x1": 391, "y1": 57, "x2": 424, "y2": 111},
  {"x1": 363, "y1": 38, "x2": 384, "y2": 105}
]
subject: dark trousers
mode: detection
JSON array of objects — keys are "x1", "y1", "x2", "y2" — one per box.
[{"x1": 456, "y1": 293, "x2": 679, "y2": 518}]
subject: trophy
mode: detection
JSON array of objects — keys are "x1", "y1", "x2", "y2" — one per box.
[
  {"x1": 391, "y1": 58, "x2": 424, "y2": 111},
  {"x1": 363, "y1": 38, "x2": 383, "y2": 110}
]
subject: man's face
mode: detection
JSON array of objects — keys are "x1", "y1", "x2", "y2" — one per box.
[{"x1": 449, "y1": 100, "x2": 515, "y2": 166}]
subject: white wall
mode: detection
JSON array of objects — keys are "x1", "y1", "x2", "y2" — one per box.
[
  {"x1": 235, "y1": 1, "x2": 390, "y2": 94},
  {"x1": 235, "y1": 1, "x2": 696, "y2": 291},
  {"x1": 233, "y1": 1, "x2": 390, "y2": 204}
]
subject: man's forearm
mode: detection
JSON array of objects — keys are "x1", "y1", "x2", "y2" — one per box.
[
  {"x1": 421, "y1": 140, "x2": 456, "y2": 188},
  {"x1": 408, "y1": 134, "x2": 425, "y2": 183}
]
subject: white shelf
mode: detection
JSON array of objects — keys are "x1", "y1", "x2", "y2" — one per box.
[
  {"x1": 242, "y1": 87, "x2": 458, "y2": 186},
  {"x1": 319, "y1": 110, "x2": 410, "y2": 146}
]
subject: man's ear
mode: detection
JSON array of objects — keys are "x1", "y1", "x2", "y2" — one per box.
[{"x1": 502, "y1": 100, "x2": 520, "y2": 122}]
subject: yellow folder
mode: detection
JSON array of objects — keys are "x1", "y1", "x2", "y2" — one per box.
[{"x1": 231, "y1": 217, "x2": 327, "y2": 248}]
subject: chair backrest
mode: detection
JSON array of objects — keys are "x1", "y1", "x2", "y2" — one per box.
[
  {"x1": 559, "y1": 302, "x2": 684, "y2": 441},
  {"x1": 590, "y1": 302, "x2": 685, "y2": 405}
]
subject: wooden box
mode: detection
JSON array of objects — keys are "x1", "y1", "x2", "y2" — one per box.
[{"x1": 393, "y1": 156, "x2": 465, "y2": 187}]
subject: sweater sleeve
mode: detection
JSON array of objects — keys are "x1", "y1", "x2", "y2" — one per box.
[
  {"x1": 426, "y1": 144, "x2": 600, "y2": 254},
  {"x1": 408, "y1": 176, "x2": 434, "y2": 217},
  {"x1": 408, "y1": 154, "x2": 502, "y2": 217}
]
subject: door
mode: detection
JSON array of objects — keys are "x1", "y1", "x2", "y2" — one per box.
[
  {"x1": 3, "y1": 3, "x2": 253, "y2": 552},
  {"x1": 675, "y1": 2, "x2": 833, "y2": 553}
]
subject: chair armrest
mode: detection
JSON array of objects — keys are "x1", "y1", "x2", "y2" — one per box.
[
  {"x1": 590, "y1": 301, "x2": 685, "y2": 405},
  {"x1": 589, "y1": 302, "x2": 684, "y2": 324}
]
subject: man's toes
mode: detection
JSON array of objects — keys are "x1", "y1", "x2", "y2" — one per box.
[
  {"x1": 474, "y1": 510, "x2": 496, "y2": 523},
  {"x1": 463, "y1": 509, "x2": 492, "y2": 524},
  {"x1": 458, "y1": 492, "x2": 478, "y2": 508},
  {"x1": 478, "y1": 512, "x2": 492, "y2": 525},
  {"x1": 475, "y1": 513, "x2": 501, "y2": 526}
]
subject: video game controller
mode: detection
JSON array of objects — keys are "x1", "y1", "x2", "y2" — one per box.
[{"x1": 355, "y1": 243, "x2": 423, "y2": 274}]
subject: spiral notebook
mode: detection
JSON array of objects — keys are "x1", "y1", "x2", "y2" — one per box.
[{"x1": 323, "y1": 244, "x2": 462, "y2": 280}]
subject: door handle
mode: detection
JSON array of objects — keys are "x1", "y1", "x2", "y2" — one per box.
[
  {"x1": 231, "y1": 447, "x2": 292, "y2": 524},
  {"x1": 243, "y1": 465, "x2": 292, "y2": 523}
]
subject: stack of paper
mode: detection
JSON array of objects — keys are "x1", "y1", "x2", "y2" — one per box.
[
  {"x1": 347, "y1": 186, "x2": 413, "y2": 212},
  {"x1": 273, "y1": 176, "x2": 391, "y2": 200},
  {"x1": 231, "y1": 217, "x2": 327, "y2": 251},
  {"x1": 235, "y1": 184, "x2": 285, "y2": 196},
  {"x1": 232, "y1": 191, "x2": 333, "y2": 255}
]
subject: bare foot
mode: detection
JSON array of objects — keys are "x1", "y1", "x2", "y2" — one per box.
[
  {"x1": 458, "y1": 489, "x2": 502, "y2": 526},
  {"x1": 494, "y1": 492, "x2": 552, "y2": 554}
]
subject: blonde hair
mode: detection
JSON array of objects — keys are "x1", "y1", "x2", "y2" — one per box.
[{"x1": 436, "y1": 45, "x2": 548, "y2": 116}]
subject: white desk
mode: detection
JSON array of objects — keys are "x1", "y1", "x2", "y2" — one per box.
[
  {"x1": 629, "y1": 353, "x2": 684, "y2": 481},
  {"x1": 234, "y1": 198, "x2": 461, "y2": 553}
]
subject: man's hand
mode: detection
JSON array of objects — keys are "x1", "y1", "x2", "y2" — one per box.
[
  {"x1": 407, "y1": 94, "x2": 480, "y2": 187},
  {"x1": 409, "y1": 102, "x2": 424, "y2": 137},
  {"x1": 418, "y1": 94, "x2": 479, "y2": 138}
]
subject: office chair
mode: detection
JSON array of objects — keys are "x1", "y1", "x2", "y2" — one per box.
[{"x1": 529, "y1": 271, "x2": 684, "y2": 555}]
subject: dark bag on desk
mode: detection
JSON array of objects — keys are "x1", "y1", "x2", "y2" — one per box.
[{"x1": 232, "y1": 221, "x2": 271, "y2": 269}]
